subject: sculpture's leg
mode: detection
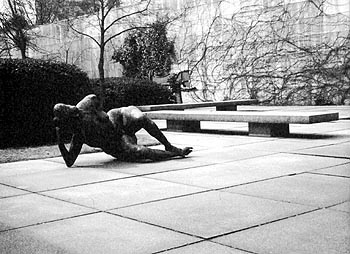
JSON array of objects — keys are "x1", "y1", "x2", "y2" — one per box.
[
  {"x1": 118, "y1": 106, "x2": 172, "y2": 148},
  {"x1": 119, "y1": 135, "x2": 177, "y2": 161},
  {"x1": 113, "y1": 106, "x2": 192, "y2": 157},
  {"x1": 142, "y1": 117, "x2": 173, "y2": 149}
]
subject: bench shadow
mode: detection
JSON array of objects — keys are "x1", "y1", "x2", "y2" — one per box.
[{"x1": 194, "y1": 129, "x2": 342, "y2": 140}]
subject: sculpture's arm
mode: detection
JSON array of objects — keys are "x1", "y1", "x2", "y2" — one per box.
[{"x1": 56, "y1": 127, "x2": 83, "y2": 167}]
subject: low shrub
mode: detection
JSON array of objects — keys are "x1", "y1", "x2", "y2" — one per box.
[
  {"x1": 0, "y1": 58, "x2": 91, "y2": 148},
  {"x1": 92, "y1": 77, "x2": 175, "y2": 111}
]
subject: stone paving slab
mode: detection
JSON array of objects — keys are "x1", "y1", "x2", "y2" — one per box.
[
  {"x1": 86, "y1": 155, "x2": 213, "y2": 175},
  {"x1": 0, "y1": 212, "x2": 198, "y2": 254},
  {"x1": 191, "y1": 146, "x2": 277, "y2": 164},
  {"x1": 0, "y1": 105, "x2": 349, "y2": 254},
  {"x1": 0, "y1": 184, "x2": 29, "y2": 198},
  {"x1": 161, "y1": 131, "x2": 275, "y2": 150},
  {"x1": 46, "y1": 144, "x2": 213, "y2": 175},
  {"x1": 43, "y1": 177, "x2": 205, "y2": 210},
  {"x1": 312, "y1": 162, "x2": 350, "y2": 177},
  {"x1": 0, "y1": 194, "x2": 94, "y2": 231},
  {"x1": 46, "y1": 152, "x2": 116, "y2": 167},
  {"x1": 224, "y1": 173, "x2": 350, "y2": 208},
  {"x1": 147, "y1": 153, "x2": 349, "y2": 190},
  {"x1": 161, "y1": 241, "x2": 250, "y2": 254},
  {"x1": 225, "y1": 153, "x2": 348, "y2": 173},
  {"x1": 0, "y1": 160, "x2": 64, "y2": 177},
  {"x1": 279, "y1": 134, "x2": 350, "y2": 146},
  {"x1": 213, "y1": 209, "x2": 350, "y2": 254},
  {"x1": 147, "y1": 161, "x2": 278, "y2": 189},
  {"x1": 0, "y1": 167, "x2": 133, "y2": 192},
  {"x1": 295, "y1": 141, "x2": 350, "y2": 158},
  {"x1": 328, "y1": 128, "x2": 350, "y2": 138},
  {"x1": 329, "y1": 201, "x2": 350, "y2": 213},
  {"x1": 229, "y1": 139, "x2": 333, "y2": 152},
  {"x1": 112, "y1": 191, "x2": 313, "y2": 239}
]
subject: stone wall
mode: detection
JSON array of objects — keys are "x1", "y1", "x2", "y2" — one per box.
[{"x1": 4, "y1": 0, "x2": 349, "y2": 103}]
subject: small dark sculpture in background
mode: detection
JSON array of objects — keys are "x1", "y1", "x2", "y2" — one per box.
[{"x1": 53, "y1": 94, "x2": 192, "y2": 167}]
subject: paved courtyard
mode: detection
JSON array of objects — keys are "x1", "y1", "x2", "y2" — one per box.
[{"x1": 0, "y1": 106, "x2": 349, "y2": 254}]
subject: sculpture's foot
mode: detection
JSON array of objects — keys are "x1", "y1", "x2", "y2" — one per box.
[{"x1": 166, "y1": 145, "x2": 193, "y2": 157}]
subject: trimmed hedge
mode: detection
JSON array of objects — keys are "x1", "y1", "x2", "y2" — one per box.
[
  {"x1": 0, "y1": 58, "x2": 91, "y2": 148},
  {"x1": 92, "y1": 77, "x2": 175, "y2": 111}
]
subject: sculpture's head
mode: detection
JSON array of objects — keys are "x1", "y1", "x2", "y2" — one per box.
[{"x1": 53, "y1": 103, "x2": 82, "y2": 132}]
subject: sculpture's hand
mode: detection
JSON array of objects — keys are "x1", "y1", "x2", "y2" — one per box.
[{"x1": 53, "y1": 117, "x2": 61, "y2": 128}]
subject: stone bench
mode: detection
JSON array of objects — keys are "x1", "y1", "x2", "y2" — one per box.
[
  {"x1": 145, "y1": 110, "x2": 339, "y2": 137},
  {"x1": 138, "y1": 99, "x2": 259, "y2": 112}
]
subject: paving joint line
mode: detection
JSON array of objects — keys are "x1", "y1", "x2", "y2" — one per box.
[
  {"x1": 308, "y1": 161, "x2": 350, "y2": 170},
  {"x1": 20, "y1": 150, "x2": 280, "y2": 194},
  {"x1": 105, "y1": 172, "x2": 310, "y2": 212},
  {"x1": 308, "y1": 171, "x2": 350, "y2": 178},
  {"x1": 205, "y1": 207, "x2": 323, "y2": 242},
  {"x1": 152, "y1": 238, "x2": 259, "y2": 254},
  {"x1": 0, "y1": 211, "x2": 101, "y2": 233},
  {"x1": 292, "y1": 140, "x2": 350, "y2": 150},
  {"x1": 3, "y1": 156, "x2": 347, "y2": 214},
  {"x1": 151, "y1": 240, "x2": 207, "y2": 254},
  {"x1": 0, "y1": 182, "x2": 45, "y2": 199},
  {"x1": 105, "y1": 189, "x2": 213, "y2": 211},
  {"x1": 286, "y1": 151, "x2": 350, "y2": 160},
  {"x1": 323, "y1": 201, "x2": 350, "y2": 212},
  {"x1": 141, "y1": 151, "x2": 281, "y2": 179},
  {"x1": 207, "y1": 241, "x2": 260, "y2": 254},
  {"x1": 37, "y1": 191, "x2": 101, "y2": 210},
  {"x1": 104, "y1": 211, "x2": 204, "y2": 240},
  {"x1": 0, "y1": 162, "x2": 215, "y2": 194},
  {"x1": 217, "y1": 189, "x2": 328, "y2": 209}
]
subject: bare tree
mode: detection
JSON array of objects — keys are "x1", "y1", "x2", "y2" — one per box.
[
  {"x1": 34, "y1": 0, "x2": 66, "y2": 25},
  {"x1": 66, "y1": 0, "x2": 152, "y2": 81},
  {"x1": 177, "y1": 0, "x2": 349, "y2": 105},
  {"x1": 35, "y1": 0, "x2": 102, "y2": 25},
  {"x1": 0, "y1": 0, "x2": 35, "y2": 59}
]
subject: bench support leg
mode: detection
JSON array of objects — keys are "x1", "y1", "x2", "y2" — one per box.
[
  {"x1": 167, "y1": 120, "x2": 201, "y2": 132},
  {"x1": 216, "y1": 105, "x2": 237, "y2": 111},
  {"x1": 249, "y1": 123, "x2": 290, "y2": 137}
]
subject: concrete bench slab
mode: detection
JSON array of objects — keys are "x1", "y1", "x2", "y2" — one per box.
[
  {"x1": 145, "y1": 110, "x2": 339, "y2": 137},
  {"x1": 138, "y1": 99, "x2": 258, "y2": 111}
]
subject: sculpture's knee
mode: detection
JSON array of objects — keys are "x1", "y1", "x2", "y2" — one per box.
[
  {"x1": 76, "y1": 94, "x2": 103, "y2": 111},
  {"x1": 129, "y1": 107, "x2": 146, "y2": 122},
  {"x1": 128, "y1": 111, "x2": 150, "y2": 130}
]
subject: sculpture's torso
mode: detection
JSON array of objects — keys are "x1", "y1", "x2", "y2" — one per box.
[{"x1": 76, "y1": 95, "x2": 124, "y2": 155}]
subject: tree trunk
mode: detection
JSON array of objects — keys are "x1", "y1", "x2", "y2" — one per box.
[
  {"x1": 97, "y1": 43, "x2": 105, "y2": 100},
  {"x1": 20, "y1": 47, "x2": 26, "y2": 59},
  {"x1": 98, "y1": 46, "x2": 105, "y2": 81}
]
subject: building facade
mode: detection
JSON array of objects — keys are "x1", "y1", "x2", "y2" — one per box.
[{"x1": 1, "y1": 0, "x2": 349, "y2": 103}]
